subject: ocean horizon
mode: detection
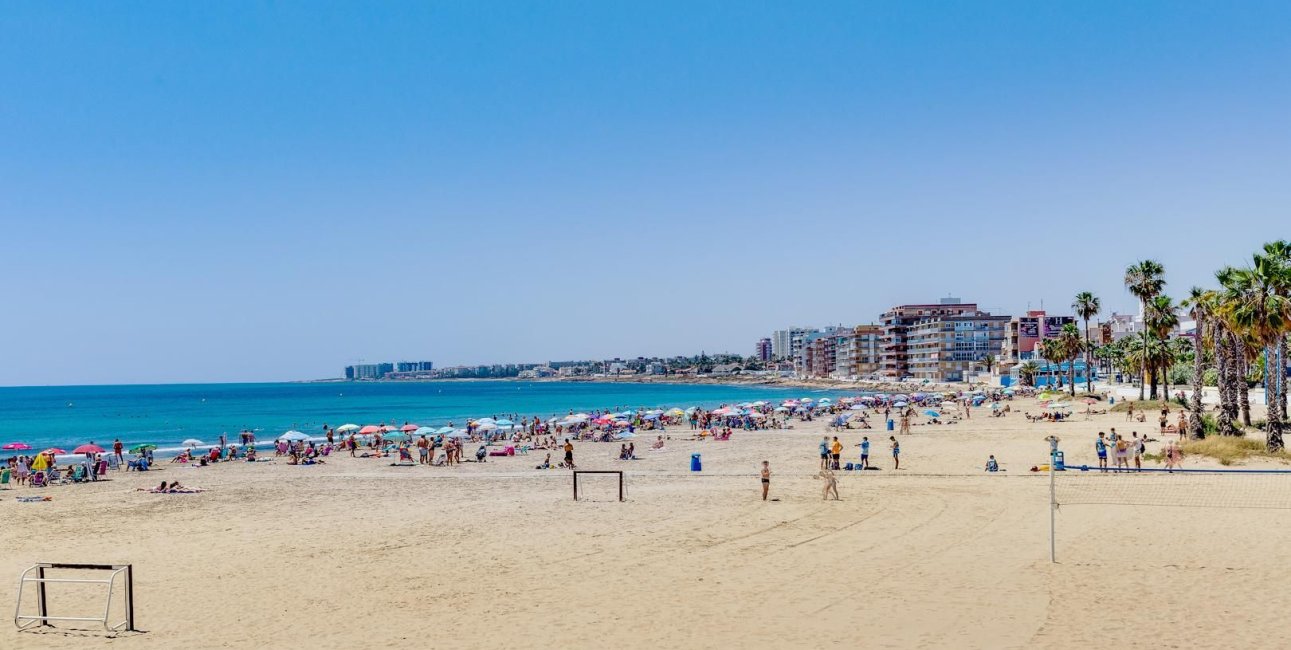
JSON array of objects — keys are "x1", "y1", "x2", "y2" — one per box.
[{"x1": 0, "y1": 380, "x2": 847, "y2": 454}]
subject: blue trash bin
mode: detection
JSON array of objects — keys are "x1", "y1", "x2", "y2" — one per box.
[
  {"x1": 886, "y1": 419, "x2": 894, "y2": 431},
  {"x1": 690, "y1": 453, "x2": 702, "y2": 472},
  {"x1": 1054, "y1": 451, "x2": 1066, "y2": 471}
]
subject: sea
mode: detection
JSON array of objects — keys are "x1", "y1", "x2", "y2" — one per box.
[{"x1": 0, "y1": 380, "x2": 844, "y2": 456}]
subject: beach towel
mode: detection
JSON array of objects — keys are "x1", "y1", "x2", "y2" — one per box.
[{"x1": 17, "y1": 496, "x2": 52, "y2": 502}]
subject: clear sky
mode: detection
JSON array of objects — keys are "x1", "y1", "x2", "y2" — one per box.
[{"x1": 2, "y1": 2, "x2": 1289, "y2": 386}]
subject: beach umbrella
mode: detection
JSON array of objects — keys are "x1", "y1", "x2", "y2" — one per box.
[
  {"x1": 359, "y1": 425, "x2": 381, "y2": 435},
  {"x1": 476, "y1": 422, "x2": 498, "y2": 431},
  {"x1": 773, "y1": 406, "x2": 789, "y2": 413},
  {"x1": 43, "y1": 448, "x2": 67, "y2": 455},
  {"x1": 848, "y1": 405, "x2": 866, "y2": 411},
  {"x1": 1048, "y1": 403, "x2": 1069, "y2": 410},
  {"x1": 612, "y1": 420, "x2": 630, "y2": 428},
  {"x1": 666, "y1": 408, "x2": 685, "y2": 416},
  {"x1": 400, "y1": 424, "x2": 419, "y2": 432},
  {"x1": 446, "y1": 429, "x2": 469, "y2": 438},
  {"x1": 383, "y1": 432, "x2": 409, "y2": 441},
  {"x1": 990, "y1": 403, "x2": 1002, "y2": 410},
  {"x1": 617, "y1": 431, "x2": 637, "y2": 439},
  {"x1": 335, "y1": 424, "x2": 361, "y2": 433},
  {"x1": 893, "y1": 401, "x2": 908, "y2": 408},
  {"x1": 130, "y1": 443, "x2": 157, "y2": 453},
  {"x1": 73, "y1": 444, "x2": 106, "y2": 454},
  {"x1": 495, "y1": 419, "x2": 515, "y2": 427},
  {"x1": 413, "y1": 427, "x2": 436, "y2": 436},
  {"x1": 818, "y1": 398, "x2": 832, "y2": 404},
  {"x1": 433, "y1": 426, "x2": 456, "y2": 435},
  {"x1": 923, "y1": 410, "x2": 940, "y2": 418},
  {"x1": 182, "y1": 438, "x2": 204, "y2": 447},
  {"x1": 278, "y1": 431, "x2": 310, "y2": 442},
  {"x1": 2, "y1": 442, "x2": 31, "y2": 450}
]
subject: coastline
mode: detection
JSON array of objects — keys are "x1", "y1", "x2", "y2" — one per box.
[{"x1": 313, "y1": 374, "x2": 974, "y2": 394}]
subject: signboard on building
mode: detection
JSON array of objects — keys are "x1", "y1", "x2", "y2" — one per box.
[
  {"x1": 1019, "y1": 318, "x2": 1039, "y2": 338},
  {"x1": 1043, "y1": 316, "x2": 1072, "y2": 337}
]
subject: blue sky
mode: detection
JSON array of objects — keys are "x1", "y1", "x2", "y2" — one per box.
[{"x1": 2, "y1": 1, "x2": 1289, "y2": 385}]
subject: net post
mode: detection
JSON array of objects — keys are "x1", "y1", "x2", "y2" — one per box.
[
  {"x1": 573, "y1": 472, "x2": 578, "y2": 501},
  {"x1": 124, "y1": 564, "x2": 135, "y2": 632},
  {"x1": 36, "y1": 565, "x2": 49, "y2": 627},
  {"x1": 619, "y1": 472, "x2": 624, "y2": 502},
  {"x1": 1049, "y1": 451, "x2": 1057, "y2": 564}
]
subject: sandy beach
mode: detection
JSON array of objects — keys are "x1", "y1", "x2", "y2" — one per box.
[{"x1": 4, "y1": 395, "x2": 1288, "y2": 650}]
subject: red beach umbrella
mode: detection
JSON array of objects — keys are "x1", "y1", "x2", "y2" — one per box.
[
  {"x1": 73, "y1": 444, "x2": 106, "y2": 454},
  {"x1": 359, "y1": 425, "x2": 381, "y2": 435},
  {"x1": 2, "y1": 442, "x2": 32, "y2": 450},
  {"x1": 400, "y1": 424, "x2": 418, "y2": 432}
]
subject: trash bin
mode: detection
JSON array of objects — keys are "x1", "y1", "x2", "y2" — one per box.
[
  {"x1": 690, "y1": 453, "x2": 702, "y2": 472},
  {"x1": 1054, "y1": 451, "x2": 1066, "y2": 471},
  {"x1": 886, "y1": 419, "x2": 894, "y2": 431}
]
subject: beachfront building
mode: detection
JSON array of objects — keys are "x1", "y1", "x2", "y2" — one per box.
[
  {"x1": 1106, "y1": 312, "x2": 1143, "y2": 342},
  {"x1": 830, "y1": 325, "x2": 883, "y2": 379},
  {"x1": 880, "y1": 298, "x2": 1009, "y2": 382},
  {"x1": 997, "y1": 311, "x2": 1075, "y2": 376},
  {"x1": 773, "y1": 327, "x2": 822, "y2": 362},
  {"x1": 756, "y1": 338, "x2": 773, "y2": 362}
]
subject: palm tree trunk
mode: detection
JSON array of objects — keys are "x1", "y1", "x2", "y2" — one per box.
[
  {"x1": 1084, "y1": 319, "x2": 1093, "y2": 394},
  {"x1": 1068, "y1": 357, "x2": 1076, "y2": 397},
  {"x1": 1267, "y1": 343, "x2": 1285, "y2": 452},
  {"x1": 1140, "y1": 303, "x2": 1148, "y2": 401},
  {"x1": 1149, "y1": 359, "x2": 1159, "y2": 401},
  {"x1": 1237, "y1": 342, "x2": 1252, "y2": 427},
  {"x1": 1275, "y1": 335, "x2": 1285, "y2": 421},
  {"x1": 1190, "y1": 319, "x2": 1205, "y2": 438},
  {"x1": 1216, "y1": 327, "x2": 1237, "y2": 435}
]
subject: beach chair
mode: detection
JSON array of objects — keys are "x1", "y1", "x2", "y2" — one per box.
[
  {"x1": 70, "y1": 465, "x2": 87, "y2": 483},
  {"x1": 31, "y1": 471, "x2": 47, "y2": 488}
]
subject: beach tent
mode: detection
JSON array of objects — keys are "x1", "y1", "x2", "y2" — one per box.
[{"x1": 279, "y1": 431, "x2": 310, "y2": 442}]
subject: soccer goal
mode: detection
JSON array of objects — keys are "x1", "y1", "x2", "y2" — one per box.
[
  {"x1": 572, "y1": 470, "x2": 625, "y2": 501},
  {"x1": 14, "y1": 563, "x2": 136, "y2": 634},
  {"x1": 1048, "y1": 464, "x2": 1291, "y2": 563}
]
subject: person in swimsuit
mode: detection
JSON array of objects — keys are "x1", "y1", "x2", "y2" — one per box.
[
  {"x1": 563, "y1": 439, "x2": 575, "y2": 469},
  {"x1": 858, "y1": 436, "x2": 870, "y2": 469},
  {"x1": 890, "y1": 436, "x2": 900, "y2": 470},
  {"x1": 1096, "y1": 432, "x2": 1108, "y2": 472},
  {"x1": 760, "y1": 461, "x2": 771, "y2": 501},
  {"x1": 817, "y1": 468, "x2": 840, "y2": 500}
]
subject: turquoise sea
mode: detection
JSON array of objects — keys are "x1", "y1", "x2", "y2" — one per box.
[{"x1": 0, "y1": 380, "x2": 840, "y2": 455}]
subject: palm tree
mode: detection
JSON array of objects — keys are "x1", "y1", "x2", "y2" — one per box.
[
  {"x1": 1058, "y1": 322, "x2": 1084, "y2": 397},
  {"x1": 1018, "y1": 361, "x2": 1040, "y2": 387},
  {"x1": 1218, "y1": 257, "x2": 1291, "y2": 451},
  {"x1": 1182, "y1": 287, "x2": 1215, "y2": 438},
  {"x1": 1038, "y1": 339, "x2": 1063, "y2": 390},
  {"x1": 1144, "y1": 294, "x2": 1179, "y2": 401},
  {"x1": 1072, "y1": 292, "x2": 1101, "y2": 393},
  {"x1": 1262, "y1": 240, "x2": 1291, "y2": 420},
  {"x1": 1125, "y1": 260, "x2": 1166, "y2": 400}
]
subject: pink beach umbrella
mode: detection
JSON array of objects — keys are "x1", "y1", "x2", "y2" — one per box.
[
  {"x1": 359, "y1": 425, "x2": 381, "y2": 435},
  {"x1": 400, "y1": 424, "x2": 418, "y2": 432},
  {"x1": 2, "y1": 442, "x2": 32, "y2": 451},
  {"x1": 73, "y1": 444, "x2": 106, "y2": 455}
]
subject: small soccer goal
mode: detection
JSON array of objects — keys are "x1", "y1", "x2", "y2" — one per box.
[
  {"x1": 14, "y1": 563, "x2": 136, "y2": 634},
  {"x1": 572, "y1": 470, "x2": 625, "y2": 502}
]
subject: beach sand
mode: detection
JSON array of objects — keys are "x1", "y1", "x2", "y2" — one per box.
[{"x1": 4, "y1": 396, "x2": 1287, "y2": 649}]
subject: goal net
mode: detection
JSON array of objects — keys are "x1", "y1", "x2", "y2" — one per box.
[{"x1": 572, "y1": 470, "x2": 625, "y2": 502}]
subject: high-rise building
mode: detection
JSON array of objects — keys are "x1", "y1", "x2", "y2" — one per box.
[
  {"x1": 772, "y1": 327, "x2": 819, "y2": 360},
  {"x1": 880, "y1": 298, "x2": 1009, "y2": 382},
  {"x1": 755, "y1": 338, "x2": 773, "y2": 362}
]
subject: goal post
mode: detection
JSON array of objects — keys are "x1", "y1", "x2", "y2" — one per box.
[
  {"x1": 1049, "y1": 465, "x2": 1291, "y2": 563},
  {"x1": 14, "y1": 563, "x2": 135, "y2": 633},
  {"x1": 572, "y1": 470, "x2": 625, "y2": 502}
]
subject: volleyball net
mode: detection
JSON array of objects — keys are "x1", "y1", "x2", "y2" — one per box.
[{"x1": 1048, "y1": 463, "x2": 1291, "y2": 562}]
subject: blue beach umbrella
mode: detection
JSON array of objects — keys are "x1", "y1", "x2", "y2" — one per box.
[{"x1": 924, "y1": 410, "x2": 940, "y2": 418}]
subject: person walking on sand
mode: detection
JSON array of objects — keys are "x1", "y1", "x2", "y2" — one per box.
[
  {"x1": 1126, "y1": 402, "x2": 1134, "y2": 422},
  {"x1": 760, "y1": 461, "x2": 771, "y2": 501},
  {"x1": 819, "y1": 436, "x2": 830, "y2": 470},
  {"x1": 563, "y1": 438, "x2": 575, "y2": 469},
  {"x1": 112, "y1": 438, "x2": 124, "y2": 464},
  {"x1": 1132, "y1": 432, "x2": 1144, "y2": 470},
  {"x1": 817, "y1": 467, "x2": 840, "y2": 500},
  {"x1": 899, "y1": 412, "x2": 911, "y2": 435},
  {"x1": 890, "y1": 436, "x2": 901, "y2": 470},
  {"x1": 858, "y1": 436, "x2": 870, "y2": 469}
]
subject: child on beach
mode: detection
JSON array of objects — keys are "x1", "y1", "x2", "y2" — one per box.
[
  {"x1": 890, "y1": 436, "x2": 900, "y2": 470},
  {"x1": 760, "y1": 461, "x2": 771, "y2": 501},
  {"x1": 817, "y1": 468, "x2": 840, "y2": 500},
  {"x1": 1096, "y1": 432, "x2": 1108, "y2": 472}
]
